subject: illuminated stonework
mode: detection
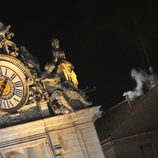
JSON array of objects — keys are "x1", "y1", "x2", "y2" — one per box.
[
  {"x1": 0, "y1": 22, "x2": 104, "y2": 158},
  {"x1": 0, "y1": 106, "x2": 104, "y2": 158}
]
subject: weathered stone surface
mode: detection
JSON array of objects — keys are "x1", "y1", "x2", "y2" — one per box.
[
  {"x1": 0, "y1": 102, "x2": 51, "y2": 128},
  {"x1": 0, "y1": 106, "x2": 105, "y2": 158}
]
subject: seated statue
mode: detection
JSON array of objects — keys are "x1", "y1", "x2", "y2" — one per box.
[
  {"x1": 51, "y1": 38, "x2": 79, "y2": 89},
  {"x1": 41, "y1": 63, "x2": 73, "y2": 114},
  {"x1": 51, "y1": 39, "x2": 92, "y2": 108},
  {"x1": 40, "y1": 39, "x2": 92, "y2": 114}
]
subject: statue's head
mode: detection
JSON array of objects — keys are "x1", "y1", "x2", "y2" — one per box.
[{"x1": 51, "y1": 38, "x2": 60, "y2": 49}]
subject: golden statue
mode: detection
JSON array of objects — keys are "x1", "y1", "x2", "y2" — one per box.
[
  {"x1": 0, "y1": 22, "x2": 92, "y2": 115},
  {"x1": 51, "y1": 38, "x2": 79, "y2": 88}
]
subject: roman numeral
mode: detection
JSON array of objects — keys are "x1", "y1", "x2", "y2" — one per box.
[
  {"x1": 13, "y1": 97, "x2": 20, "y2": 103},
  {"x1": 3, "y1": 101, "x2": 6, "y2": 108},
  {"x1": 15, "y1": 89, "x2": 22, "y2": 98},
  {"x1": 9, "y1": 100, "x2": 14, "y2": 107},
  {"x1": 0, "y1": 67, "x2": 2, "y2": 75},
  {"x1": 0, "y1": 100, "x2": 6, "y2": 108},
  {"x1": 14, "y1": 81, "x2": 22, "y2": 87},
  {"x1": 0, "y1": 99, "x2": 14, "y2": 109},
  {"x1": 10, "y1": 73, "x2": 16, "y2": 80},
  {"x1": 5, "y1": 68, "x2": 7, "y2": 76},
  {"x1": 6, "y1": 101, "x2": 11, "y2": 108},
  {"x1": 0, "y1": 100, "x2": 4, "y2": 108}
]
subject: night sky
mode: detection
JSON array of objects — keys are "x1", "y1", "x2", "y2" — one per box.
[{"x1": 1, "y1": 1, "x2": 158, "y2": 110}]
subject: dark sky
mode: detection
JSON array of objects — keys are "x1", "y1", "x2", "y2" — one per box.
[{"x1": 1, "y1": 1, "x2": 158, "y2": 110}]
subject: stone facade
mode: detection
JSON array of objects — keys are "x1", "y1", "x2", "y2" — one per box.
[
  {"x1": 0, "y1": 22, "x2": 105, "y2": 158},
  {"x1": 0, "y1": 106, "x2": 105, "y2": 158}
]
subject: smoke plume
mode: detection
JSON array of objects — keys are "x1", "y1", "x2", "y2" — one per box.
[{"x1": 123, "y1": 69, "x2": 148, "y2": 101}]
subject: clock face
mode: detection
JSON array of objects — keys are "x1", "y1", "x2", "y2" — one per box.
[{"x1": 0, "y1": 61, "x2": 29, "y2": 112}]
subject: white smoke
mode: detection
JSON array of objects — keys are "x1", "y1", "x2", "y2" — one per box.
[{"x1": 123, "y1": 69, "x2": 148, "y2": 101}]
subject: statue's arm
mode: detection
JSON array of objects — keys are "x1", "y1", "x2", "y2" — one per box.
[{"x1": 41, "y1": 76, "x2": 60, "y2": 83}]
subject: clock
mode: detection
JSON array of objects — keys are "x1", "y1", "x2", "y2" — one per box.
[{"x1": 0, "y1": 54, "x2": 32, "y2": 113}]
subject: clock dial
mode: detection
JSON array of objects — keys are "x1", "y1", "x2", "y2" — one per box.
[{"x1": 0, "y1": 60, "x2": 29, "y2": 112}]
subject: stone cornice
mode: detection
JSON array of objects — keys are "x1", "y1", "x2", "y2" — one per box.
[
  {"x1": 0, "y1": 106, "x2": 102, "y2": 143},
  {"x1": 101, "y1": 128, "x2": 158, "y2": 147}
]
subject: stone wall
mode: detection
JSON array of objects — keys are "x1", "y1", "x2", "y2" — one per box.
[{"x1": 0, "y1": 106, "x2": 105, "y2": 158}]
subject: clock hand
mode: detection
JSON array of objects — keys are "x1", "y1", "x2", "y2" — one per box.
[{"x1": 0, "y1": 78, "x2": 9, "y2": 97}]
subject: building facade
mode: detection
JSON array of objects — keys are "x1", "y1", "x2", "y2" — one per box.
[
  {"x1": 0, "y1": 104, "x2": 104, "y2": 158},
  {"x1": 0, "y1": 22, "x2": 104, "y2": 158},
  {"x1": 96, "y1": 85, "x2": 158, "y2": 158}
]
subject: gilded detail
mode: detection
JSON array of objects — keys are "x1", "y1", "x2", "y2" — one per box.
[{"x1": 0, "y1": 22, "x2": 92, "y2": 114}]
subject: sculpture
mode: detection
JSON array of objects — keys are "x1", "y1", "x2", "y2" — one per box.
[
  {"x1": 0, "y1": 22, "x2": 19, "y2": 57},
  {"x1": 51, "y1": 39, "x2": 92, "y2": 106},
  {"x1": 51, "y1": 38, "x2": 79, "y2": 88},
  {"x1": 19, "y1": 46, "x2": 41, "y2": 76},
  {"x1": 0, "y1": 22, "x2": 92, "y2": 115},
  {"x1": 40, "y1": 63, "x2": 73, "y2": 114}
]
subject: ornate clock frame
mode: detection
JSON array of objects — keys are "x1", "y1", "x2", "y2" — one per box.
[{"x1": 0, "y1": 54, "x2": 32, "y2": 113}]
